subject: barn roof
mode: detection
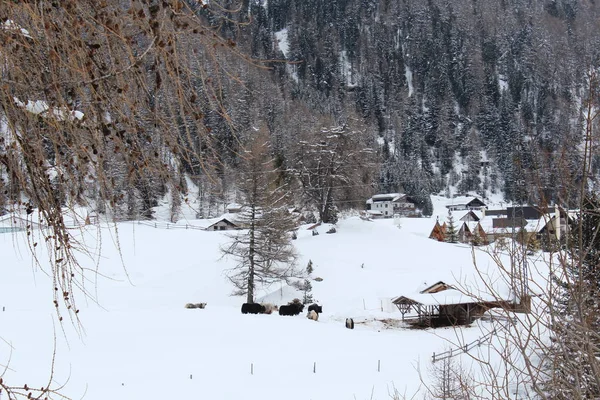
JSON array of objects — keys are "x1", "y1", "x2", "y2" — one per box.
[{"x1": 392, "y1": 288, "x2": 505, "y2": 307}]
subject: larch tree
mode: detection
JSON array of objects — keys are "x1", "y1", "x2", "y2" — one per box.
[
  {"x1": 221, "y1": 132, "x2": 300, "y2": 304},
  {"x1": 0, "y1": 1, "x2": 252, "y2": 397},
  {"x1": 0, "y1": 0, "x2": 254, "y2": 318}
]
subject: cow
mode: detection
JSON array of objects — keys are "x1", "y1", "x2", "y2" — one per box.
[
  {"x1": 307, "y1": 310, "x2": 319, "y2": 321},
  {"x1": 307, "y1": 304, "x2": 322, "y2": 314},
  {"x1": 241, "y1": 303, "x2": 266, "y2": 314},
  {"x1": 261, "y1": 303, "x2": 276, "y2": 315},
  {"x1": 345, "y1": 318, "x2": 354, "y2": 329},
  {"x1": 278, "y1": 302, "x2": 304, "y2": 316}
]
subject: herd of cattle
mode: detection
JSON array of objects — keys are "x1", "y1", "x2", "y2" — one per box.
[
  {"x1": 240, "y1": 300, "x2": 355, "y2": 328},
  {"x1": 187, "y1": 300, "x2": 354, "y2": 328},
  {"x1": 241, "y1": 300, "x2": 324, "y2": 321}
]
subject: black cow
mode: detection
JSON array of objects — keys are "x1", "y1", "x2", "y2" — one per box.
[
  {"x1": 241, "y1": 303, "x2": 266, "y2": 314},
  {"x1": 278, "y1": 302, "x2": 304, "y2": 316},
  {"x1": 307, "y1": 304, "x2": 322, "y2": 314}
]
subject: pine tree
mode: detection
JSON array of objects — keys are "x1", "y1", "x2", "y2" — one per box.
[
  {"x1": 301, "y1": 279, "x2": 313, "y2": 304},
  {"x1": 445, "y1": 210, "x2": 458, "y2": 244},
  {"x1": 221, "y1": 133, "x2": 300, "y2": 303}
]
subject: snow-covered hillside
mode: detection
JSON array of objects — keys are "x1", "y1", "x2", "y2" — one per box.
[{"x1": 0, "y1": 203, "x2": 549, "y2": 399}]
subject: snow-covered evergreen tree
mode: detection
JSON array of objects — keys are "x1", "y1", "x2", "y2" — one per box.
[{"x1": 445, "y1": 210, "x2": 458, "y2": 244}]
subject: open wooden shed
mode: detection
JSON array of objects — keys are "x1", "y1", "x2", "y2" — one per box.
[{"x1": 392, "y1": 286, "x2": 507, "y2": 327}]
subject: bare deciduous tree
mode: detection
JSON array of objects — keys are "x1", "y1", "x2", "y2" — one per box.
[{"x1": 221, "y1": 131, "x2": 300, "y2": 303}]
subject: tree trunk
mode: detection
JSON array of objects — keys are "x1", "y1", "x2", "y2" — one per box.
[{"x1": 247, "y1": 203, "x2": 256, "y2": 304}]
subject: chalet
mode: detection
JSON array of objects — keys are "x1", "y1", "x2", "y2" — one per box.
[
  {"x1": 366, "y1": 193, "x2": 417, "y2": 217},
  {"x1": 466, "y1": 221, "x2": 489, "y2": 245},
  {"x1": 457, "y1": 222, "x2": 471, "y2": 243},
  {"x1": 429, "y1": 220, "x2": 447, "y2": 242},
  {"x1": 483, "y1": 205, "x2": 570, "y2": 245},
  {"x1": 456, "y1": 221, "x2": 486, "y2": 244},
  {"x1": 446, "y1": 196, "x2": 487, "y2": 212},
  {"x1": 194, "y1": 216, "x2": 240, "y2": 231}
]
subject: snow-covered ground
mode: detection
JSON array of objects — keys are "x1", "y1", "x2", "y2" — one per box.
[{"x1": 0, "y1": 198, "x2": 549, "y2": 399}]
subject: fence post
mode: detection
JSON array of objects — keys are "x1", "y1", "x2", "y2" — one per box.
[
  {"x1": 378, "y1": 360, "x2": 380, "y2": 372},
  {"x1": 154, "y1": 222, "x2": 157, "y2": 228},
  {"x1": 432, "y1": 352, "x2": 436, "y2": 363},
  {"x1": 313, "y1": 362, "x2": 316, "y2": 373},
  {"x1": 251, "y1": 363, "x2": 253, "y2": 375},
  {"x1": 363, "y1": 299, "x2": 366, "y2": 310}
]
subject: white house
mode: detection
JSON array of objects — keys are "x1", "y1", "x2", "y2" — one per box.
[
  {"x1": 366, "y1": 193, "x2": 417, "y2": 217},
  {"x1": 446, "y1": 196, "x2": 487, "y2": 211},
  {"x1": 193, "y1": 216, "x2": 241, "y2": 231}
]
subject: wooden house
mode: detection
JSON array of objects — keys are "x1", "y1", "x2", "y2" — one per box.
[{"x1": 429, "y1": 220, "x2": 447, "y2": 242}]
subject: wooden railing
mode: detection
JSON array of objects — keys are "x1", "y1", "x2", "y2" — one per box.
[{"x1": 431, "y1": 328, "x2": 497, "y2": 363}]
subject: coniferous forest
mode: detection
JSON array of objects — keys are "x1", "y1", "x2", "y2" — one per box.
[{"x1": 1, "y1": 0, "x2": 599, "y2": 221}]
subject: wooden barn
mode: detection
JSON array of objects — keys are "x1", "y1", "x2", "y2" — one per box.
[{"x1": 391, "y1": 282, "x2": 515, "y2": 327}]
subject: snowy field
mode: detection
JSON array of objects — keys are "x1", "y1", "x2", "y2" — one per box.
[{"x1": 0, "y1": 198, "x2": 548, "y2": 399}]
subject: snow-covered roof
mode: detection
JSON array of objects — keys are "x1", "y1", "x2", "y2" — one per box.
[
  {"x1": 446, "y1": 196, "x2": 485, "y2": 208},
  {"x1": 523, "y1": 215, "x2": 554, "y2": 233},
  {"x1": 179, "y1": 213, "x2": 242, "y2": 230},
  {"x1": 452, "y1": 210, "x2": 482, "y2": 222},
  {"x1": 367, "y1": 193, "x2": 409, "y2": 204},
  {"x1": 226, "y1": 203, "x2": 242, "y2": 211},
  {"x1": 393, "y1": 288, "x2": 508, "y2": 307}
]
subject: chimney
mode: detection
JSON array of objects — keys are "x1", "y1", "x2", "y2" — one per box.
[{"x1": 481, "y1": 207, "x2": 486, "y2": 218}]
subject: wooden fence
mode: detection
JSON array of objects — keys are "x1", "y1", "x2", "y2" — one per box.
[{"x1": 431, "y1": 328, "x2": 497, "y2": 363}]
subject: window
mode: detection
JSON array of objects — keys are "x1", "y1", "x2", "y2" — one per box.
[{"x1": 385, "y1": 204, "x2": 388, "y2": 208}]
